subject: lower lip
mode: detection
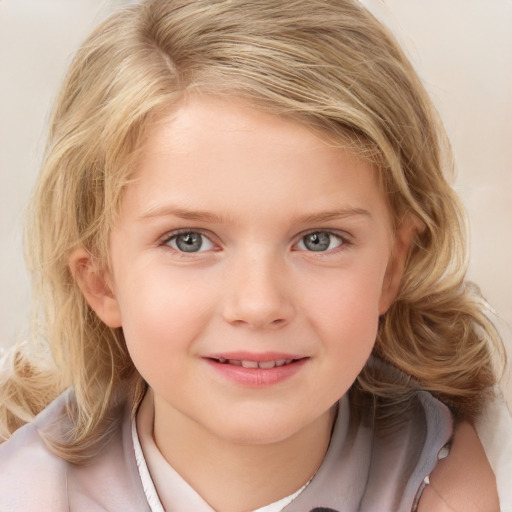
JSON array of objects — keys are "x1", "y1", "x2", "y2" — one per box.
[{"x1": 204, "y1": 358, "x2": 308, "y2": 387}]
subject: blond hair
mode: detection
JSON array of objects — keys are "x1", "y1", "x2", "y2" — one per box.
[{"x1": 0, "y1": 0, "x2": 504, "y2": 460}]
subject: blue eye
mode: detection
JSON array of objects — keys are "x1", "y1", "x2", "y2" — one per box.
[
  {"x1": 298, "y1": 232, "x2": 344, "y2": 252},
  {"x1": 166, "y1": 231, "x2": 214, "y2": 253}
]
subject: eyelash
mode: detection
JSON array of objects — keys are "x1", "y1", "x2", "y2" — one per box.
[
  {"x1": 295, "y1": 230, "x2": 351, "y2": 255},
  {"x1": 160, "y1": 229, "x2": 217, "y2": 255},
  {"x1": 159, "y1": 229, "x2": 352, "y2": 256}
]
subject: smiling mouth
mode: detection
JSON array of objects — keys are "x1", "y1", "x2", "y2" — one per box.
[
  {"x1": 205, "y1": 355, "x2": 308, "y2": 386},
  {"x1": 210, "y1": 358, "x2": 299, "y2": 369}
]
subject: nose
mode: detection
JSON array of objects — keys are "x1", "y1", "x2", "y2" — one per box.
[{"x1": 221, "y1": 252, "x2": 295, "y2": 329}]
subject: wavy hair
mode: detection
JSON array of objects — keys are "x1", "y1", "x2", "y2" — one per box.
[{"x1": 0, "y1": 0, "x2": 504, "y2": 460}]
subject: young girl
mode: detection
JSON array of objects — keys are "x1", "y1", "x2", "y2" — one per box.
[{"x1": 0, "y1": 1, "x2": 506, "y2": 510}]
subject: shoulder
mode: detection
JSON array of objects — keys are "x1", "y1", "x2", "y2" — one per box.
[
  {"x1": 0, "y1": 395, "x2": 70, "y2": 511},
  {"x1": 417, "y1": 421, "x2": 500, "y2": 512}
]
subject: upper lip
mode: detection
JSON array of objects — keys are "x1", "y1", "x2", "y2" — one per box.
[{"x1": 203, "y1": 352, "x2": 307, "y2": 362}]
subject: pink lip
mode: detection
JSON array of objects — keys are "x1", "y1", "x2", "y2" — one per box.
[{"x1": 203, "y1": 353, "x2": 308, "y2": 387}]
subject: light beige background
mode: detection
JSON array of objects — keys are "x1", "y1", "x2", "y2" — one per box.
[{"x1": 1, "y1": 1, "x2": 511, "y2": 395}]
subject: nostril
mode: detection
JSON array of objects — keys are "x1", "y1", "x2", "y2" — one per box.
[{"x1": 227, "y1": 316, "x2": 289, "y2": 329}]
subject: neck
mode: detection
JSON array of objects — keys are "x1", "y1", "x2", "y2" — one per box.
[{"x1": 151, "y1": 396, "x2": 336, "y2": 512}]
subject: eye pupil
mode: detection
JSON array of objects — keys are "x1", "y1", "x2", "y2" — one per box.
[
  {"x1": 303, "y1": 232, "x2": 331, "y2": 251},
  {"x1": 176, "y1": 232, "x2": 203, "y2": 252}
]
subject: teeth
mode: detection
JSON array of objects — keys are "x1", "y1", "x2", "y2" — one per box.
[
  {"x1": 215, "y1": 358, "x2": 298, "y2": 368},
  {"x1": 241, "y1": 360, "x2": 259, "y2": 369}
]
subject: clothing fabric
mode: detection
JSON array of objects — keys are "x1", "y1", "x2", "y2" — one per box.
[{"x1": 0, "y1": 362, "x2": 453, "y2": 512}]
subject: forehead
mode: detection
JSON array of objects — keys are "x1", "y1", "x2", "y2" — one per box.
[{"x1": 120, "y1": 95, "x2": 390, "y2": 227}]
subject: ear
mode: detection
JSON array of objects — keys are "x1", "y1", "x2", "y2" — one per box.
[
  {"x1": 378, "y1": 217, "x2": 421, "y2": 315},
  {"x1": 68, "y1": 248, "x2": 122, "y2": 328}
]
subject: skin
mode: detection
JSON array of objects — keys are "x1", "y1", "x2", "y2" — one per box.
[
  {"x1": 418, "y1": 422, "x2": 500, "y2": 512},
  {"x1": 70, "y1": 96, "x2": 497, "y2": 511}
]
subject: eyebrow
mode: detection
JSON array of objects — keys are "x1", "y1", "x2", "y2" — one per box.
[
  {"x1": 296, "y1": 208, "x2": 372, "y2": 224},
  {"x1": 138, "y1": 205, "x2": 372, "y2": 224},
  {"x1": 139, "y1": 205, "x2": 224, "y2": 223}
]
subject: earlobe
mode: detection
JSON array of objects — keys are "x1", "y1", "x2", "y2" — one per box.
[
  {"x1": 68, "y1": 248, "x2": 122, "y2": 328},
  {"x1": 378, "y1": 217, "x2": 420, "y2": 315}
]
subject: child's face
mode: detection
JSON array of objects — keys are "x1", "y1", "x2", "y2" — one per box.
[{"x1": 79, "y1": 96, "x2": 408, "y2": 446}]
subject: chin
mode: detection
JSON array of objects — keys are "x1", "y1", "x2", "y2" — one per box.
[{"x1": 207, "y1": 407, "x2": 323, "y2": 446}]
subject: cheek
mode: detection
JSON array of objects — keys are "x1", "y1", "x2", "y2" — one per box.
[
  {"x1": 116, "y1": 261, "x2": 212, "y2": 324},
  {"x1": 308, "y1": 280, "x2": 381, "y2": 396},
  {"x1": 314, "y1": 290, "x2": 380, "y2": 352},
  {"x1": 303, "y1": 263, "x2": 385, "y2": 350},
  {"x1": 113, "y1": 268, "x2": 216, "y2": 377}
]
